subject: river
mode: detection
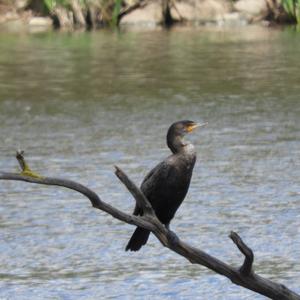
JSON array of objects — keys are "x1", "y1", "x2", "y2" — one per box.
[{"x1": 0, "y1": 26, "x2": 299, "y2": 299}]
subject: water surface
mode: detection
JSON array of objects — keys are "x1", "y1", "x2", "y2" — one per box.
[{"x1": 0, "y1": 26, "x2": 299, "y2": 299}]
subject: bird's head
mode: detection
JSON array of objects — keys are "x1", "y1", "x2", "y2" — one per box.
[
  {"x1": 167, "y1": 120, "x2": 207, "y2": 153},
  {"x1": 168, "y1": 120, "x2": 207, "y2": 137}
]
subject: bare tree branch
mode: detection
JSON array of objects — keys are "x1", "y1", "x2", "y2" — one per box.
[
  {"x1": 0, "y1": 152, "x2": 299, "y2": 300},
  {"x1": 115, "y1": 165, "x2": 156, "y2": 216},
  {"x1": 230, "y1": 231, "x2": 254, "y2": 276},
  {"x1": 118, "y1": 0, "x2": 148, "y2": 23}
]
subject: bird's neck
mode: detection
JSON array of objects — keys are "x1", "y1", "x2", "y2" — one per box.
[{"x1": 168, "y1": 136, "x2": 194, "y2": 154}]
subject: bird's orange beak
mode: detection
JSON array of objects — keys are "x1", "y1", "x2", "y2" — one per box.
[{"x1": 186, "y1": 122, "x2": 208, "y2": 132}]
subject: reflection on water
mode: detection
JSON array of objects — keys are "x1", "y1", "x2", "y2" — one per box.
[{"x1": 0, "y1": 26, "x2": 299, "y2": 299}]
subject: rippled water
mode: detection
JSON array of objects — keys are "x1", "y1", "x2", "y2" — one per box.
[{"x1": 0, "y1": 26, "x2": 299, "y2": 299}]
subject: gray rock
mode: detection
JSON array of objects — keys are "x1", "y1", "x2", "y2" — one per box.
[
  {"x1": 234, "y1": 0, "x2": 269, "y2": 21},
  {"x1": 28, "y1": 17, "x2": 53, "y2": 28},
  {"x1": 14, "y1": 0, "x2": 30, "y2": 10},
  {"x1": 120, "y1": 1, "x2": 163, "y2": 28},
  {"x1": 216, "y1": 12, "x2": 249, "y2": 26},
  {"x1": 170, "y1": 1, "x2": 195, "y2": 21},
  {"x1": 171, "y1": 0, "x2": 233, "y2": 23}
]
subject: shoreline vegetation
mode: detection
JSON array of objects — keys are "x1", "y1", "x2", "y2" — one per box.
[{"x1": 0, "y1": 0, "x2": 299, "y2": 32}]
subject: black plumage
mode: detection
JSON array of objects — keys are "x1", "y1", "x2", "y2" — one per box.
[{"x1": 126, "y1": 120, "x2": 205, "y2": 251}]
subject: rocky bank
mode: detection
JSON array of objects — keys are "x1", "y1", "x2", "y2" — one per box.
[{"x1": 0, "y1": 0, "x2": 292, "y2": 32}]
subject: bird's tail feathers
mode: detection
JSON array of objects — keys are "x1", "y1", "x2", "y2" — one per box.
[{"x1": 125, "y1": 227, "x2": 150, "y2": 251}]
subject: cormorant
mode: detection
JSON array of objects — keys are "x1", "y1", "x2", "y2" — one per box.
[{"x1": 126, "y1": 120, "x2": 206, "y2": 251}]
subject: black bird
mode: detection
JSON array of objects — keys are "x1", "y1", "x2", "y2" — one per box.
[{"x1": 126, "y1": 120, "x2": 206, "y2": 251}]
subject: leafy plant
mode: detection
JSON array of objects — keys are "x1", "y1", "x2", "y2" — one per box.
[
  {"x1": 296, "y1": 2, "x2": 300, "y2": 22},
  {"x1": 282, "y1": 0, "x2": 300, "y2": 23},
  {"x1": 40, "y1": 0, "x2": 122, "y2": 27},
  {"x1": 43, "y1": 0, "x2": 70, "y2": 12},
  {"x1": 110, "y1": 0, "x2": 122, "y2": 27}
]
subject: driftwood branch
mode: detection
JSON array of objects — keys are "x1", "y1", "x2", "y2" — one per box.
[
  {"x1": 118, "y1": 0, "x2": 148, "y2": 22},
  {"x1": 230, "y1": 231, "x2": 254, "y2": 276},
  {"x1": 0, "y1": 152, "x2": 299, "y2": 300}
]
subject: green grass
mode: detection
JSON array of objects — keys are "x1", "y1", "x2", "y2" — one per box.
[
  {"x1": 43, "y1": 0, "x2": 69, "y2": 12},
  {"x1": 282, "y1": 0, "x2": 300, "y2": 23},
  {"x1": 110, "y1": 0, "x2": 122, "y2": 27},
  {"x1": 40, "y1": 0, "x2": 121, "y2": 27}
]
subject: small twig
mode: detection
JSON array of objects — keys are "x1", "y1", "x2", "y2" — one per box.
[
  {"x1": 16, "y1": 150, "x2": 26, "y2": 171},
  {"x1": 16, "y1": 150, "x2": 42, "y2": 179},
  {"x1": 230, "y1": 231, "x2": 254, "y2": 276}
]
